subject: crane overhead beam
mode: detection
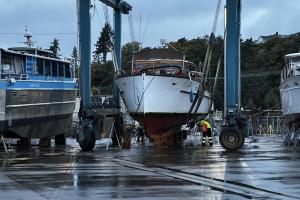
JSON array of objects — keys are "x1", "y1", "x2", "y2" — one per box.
[{"x1": 99, "y1": 0, "x2": 132, "y2": 14}]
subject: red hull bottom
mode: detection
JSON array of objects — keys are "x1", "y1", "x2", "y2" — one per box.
[{"x1": 134, "y1": 114, "x2": 188, "y2": 145}]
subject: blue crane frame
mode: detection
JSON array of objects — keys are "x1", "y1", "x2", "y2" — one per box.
[
  {"x1": 78, "y1": 0, "x2": 131, "y2": 109},
  {"x1": 225, "y1": 0, "x2": 241, "y2": 121},
  {"x1": 78, "y1": 0, "x2": 244, "y2": 151},
  {"x1": 77, "y1": 0, "x2": 131, "y2": 151}
]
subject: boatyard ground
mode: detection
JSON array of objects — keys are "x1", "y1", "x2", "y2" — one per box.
[{"x1": 0, "y1": 136, "x2": 300, "y2": 200}]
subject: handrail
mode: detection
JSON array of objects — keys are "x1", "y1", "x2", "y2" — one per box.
[
  {"x1": 188, "y1": 71, "x2": 203, "y2": 81},
  {"x1": 116, "y1": 69, "x2": 126, "y2": 76}
]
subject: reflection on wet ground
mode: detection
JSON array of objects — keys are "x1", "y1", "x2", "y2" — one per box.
[{"x1": 1, "y1": 136, "x2": 300, "y2": 200}]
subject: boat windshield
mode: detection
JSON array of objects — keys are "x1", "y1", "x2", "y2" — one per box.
[
  {"x1": 133, "y1": 60, "x2": 182, "y2": 75},
  {"x1": 132, "y1": 59, "x2": 198, "y2": 78}
]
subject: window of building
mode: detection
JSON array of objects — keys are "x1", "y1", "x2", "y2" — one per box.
[
  {"x1": 14, "y1": 55, "x2": 24, "y2": 74},
  {"x1": 45, "y1": 60, "x2": 51, "y2": 76},
  {"x1": 65, "y1": 63, "x2": 71, "y2": 78},
  {"x1": 1, "y1": 52, "x2": 14, "y2": 73},
  {"x1": 36, "y1": 58, "x2": 44, "y2": 75},
  {"x1": 58, "y1": 62, "x2": 64, "y2": 77},
  {"x1": 52, "y1": 61, "x2": 57, "y2": 77}
]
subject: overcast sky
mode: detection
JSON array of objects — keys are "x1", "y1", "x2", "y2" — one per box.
[{"x1": 0, "y1": 0, "x2": 299, "y2": 57}]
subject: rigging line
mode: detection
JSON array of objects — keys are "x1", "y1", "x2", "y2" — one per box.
[
  {"x1": 102, "y1": 3, "x2": 110, "y2": 24},
  {"x1": 212, "y1": 0, "x2": 222, "y2": 34},
  {"x1": 138, "y1": 11, "x2": 142, "y2": 46},
  {"x1": 91, "y1": 0, "x2": 96, "y2": 19},
  {"x1": 207, "y1": 70, "x2": 282, "y2": 79},
  {"x1": 186, "y1": 0, "x2": 223, "y2": 118},
  {"x1": 128, "y1": 12, "x2": 136, "y2": 42},
  {"x1": 141, "y1": 13, "x2": 151, "y2": 45},
  {"x1": 94, "y1": 1, "x2": 104, "y2": 27}
]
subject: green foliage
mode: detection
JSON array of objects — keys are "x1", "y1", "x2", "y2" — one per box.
[
  {"x1": 121, "y1": 41, "x2": 140, "y2": 73},
  {"x1": 263, "y1": 87, "x2": 280, "y2": 109},
  {"x1": 93, "y1": 23, "x2": 113, "y2": 63},
  {"x1": 91, "y1": 61, "x2": 114, "y2": 95},
  {"x1": 71, "y1": 46, "x2": 78, "y2": 65},
  {"x1": 50, "y1": 38, "x2": 60, "y2": 59},
  {"x1": 90, "y1": 32, "x2": 300, "y2": 111}
]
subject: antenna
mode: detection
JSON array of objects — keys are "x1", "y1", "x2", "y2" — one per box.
[{"x1": 23, "y1": 26, "x2": 35, "y2": 47}]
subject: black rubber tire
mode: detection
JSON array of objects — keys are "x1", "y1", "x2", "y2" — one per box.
[
  {"x1": 219, "y1": 127, "x2": 245, "y2": 151},
  {"x1": 55, "y1": 134, "x2": 66, "y2": 146},
  {"x1": 79, "y1": 128, "x2": 95, "y2": 151}
]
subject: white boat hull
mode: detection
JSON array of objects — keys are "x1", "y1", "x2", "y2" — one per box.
[
  {"x1": 280, "y1": 76, "x2": 300, "y2": 123},
  {"x1": 116, "y1": 75, "x2": 211, "y2": 115}
]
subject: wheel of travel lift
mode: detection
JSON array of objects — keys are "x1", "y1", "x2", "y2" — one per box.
[
  {"x1": 55, "y1": 134, "x2": 66, "y2": 146},
  {"x1": 219, "y1": 127, "x2": 245, "y2": 151},
  {"x1": 79, "y1": 127, "x2": 95, "y2": 151}
]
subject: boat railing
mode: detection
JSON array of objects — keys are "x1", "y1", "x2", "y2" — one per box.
[
  {"x1": 116, "y1": 69, "x2": 127, "y2": 76},
  {"x1": 188, "y1": 71, "x2": 203, "y2": 82},
  {"x1": 281, "y1": 63, "x2": 300, "y2": 81},
  {"x1": 0, "y1": 72, "x2": 28, "y2": 80},
  {"x1": 19, "y1": 74, "x2": 28, "y2": 80}
]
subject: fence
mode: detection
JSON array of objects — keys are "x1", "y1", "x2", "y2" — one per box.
[{"x1": 247, "y1": 114, "x2": 289, "y2": 136}]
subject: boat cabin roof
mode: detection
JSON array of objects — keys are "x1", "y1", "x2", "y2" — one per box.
[
  {"x1": 0, "y1": 48, "x2": 71, "y2": 64},
  {"x1": 9, "y1": 47, "x2": 53, "y2": 55},
  {"x1": 285, "y1": 52, "x2": 300, "y2": 63},
  {"x1": 285, "y1": 52, "x2": 300, "y2": 58},
  {"x1": 134, "y1": 49, "x2": 184, "y2": 60}
]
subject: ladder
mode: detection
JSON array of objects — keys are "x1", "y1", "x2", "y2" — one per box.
[{"x1": 0, "y1": 135, "x2": 15, "y2": 154}]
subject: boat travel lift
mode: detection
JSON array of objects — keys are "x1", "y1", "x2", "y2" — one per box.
[
  {"x1": 219, "y1": 0, "x2": 248, "y2": 151},
  {"x1": 77, "y1": 0, "x2": 131, "y2": 151},
  {"x1": 77, "y1": 0, "x2": 247, "y2": 151}
]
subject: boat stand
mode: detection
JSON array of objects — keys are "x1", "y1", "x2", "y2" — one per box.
[
  {"x1": 282, "y1": 131, "x2": 300, "y2": 148},
  {"x1": 0, "y1": 135, "x2": 15, "y2": 154},
  {"x1": 106, "y1": 119, "x2": 121, "y2": 150},
  {"x1": 183, "y1": 127, "x2": 200, "y2": 148}
]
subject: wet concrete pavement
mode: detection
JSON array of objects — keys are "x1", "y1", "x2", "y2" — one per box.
[{"x1": 1, "y1": 136, "x2": 300, "y2": 200}]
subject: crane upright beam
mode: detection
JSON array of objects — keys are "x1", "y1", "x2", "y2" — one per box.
[
  {"x1": 78, "y1": 0, "x2": 91, "y2": 108},
  {"x1": 219, "y1": 0, "x2": 247, "y2": 151},
  {"x1": 224, "y1": 0, "x2": 241, "y2": 116},
  {"x1": 77, "y1": 0, "x2": 131, "y2": 151}
]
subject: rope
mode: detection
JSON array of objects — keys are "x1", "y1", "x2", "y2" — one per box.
[{"x1": 128, "y1": 13, "x2": 136, "y2": 42}]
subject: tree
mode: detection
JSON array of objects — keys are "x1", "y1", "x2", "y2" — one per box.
[
  {"x1": 50, "y1": 38, "x2": 60, "y2": 59},
  {"x1": 121, "y1": 41, "x2": 140, "y2": 73},
  {"x1": 71, "y1": 46, "x2": 79, "y2": 78},
  {"x1": 93, "y1": 23, "x2": 113, "y2": 63},
  {"x1": 91, "y1": 61, "x2": 114, "y2": 95},
  {"x1": 71, "y1": 46, "x2": 78, "y2": 65}
]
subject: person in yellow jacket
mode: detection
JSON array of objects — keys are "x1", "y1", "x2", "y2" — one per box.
[{"x1": 198, "y1": 120, "x2": 213, "y2": 146}]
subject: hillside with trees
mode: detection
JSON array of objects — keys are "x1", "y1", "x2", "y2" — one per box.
[{"x1": 90, "y1": 32, "x2": 300, "y2": 111}]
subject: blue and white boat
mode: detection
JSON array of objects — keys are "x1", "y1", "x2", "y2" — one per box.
[{"x1": 0, "y1": 34, "x2": 77, "y2": 140}]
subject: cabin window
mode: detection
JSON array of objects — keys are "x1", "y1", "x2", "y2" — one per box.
[
  {"x1": 36, "y1": 58, "x2": 44, "y2": 75},
  {"x1": 65, "y1": 63, "x2": 71, "y2": 78},
  {"x1": 58, "y1": 62, "x2": 64, "y2": 77},
  {"x1": 14, "y1": 55, "x2": 24, "y2": 74},
  {"x1": 52, "y1": 61, "x2": 57, "y2": 77},
  {"x1": 1, "y1": 53, "x2": 15, "y2": 73},
  {"x1": 45, "y1": 60, "x2": 51, "y2": 76}
]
